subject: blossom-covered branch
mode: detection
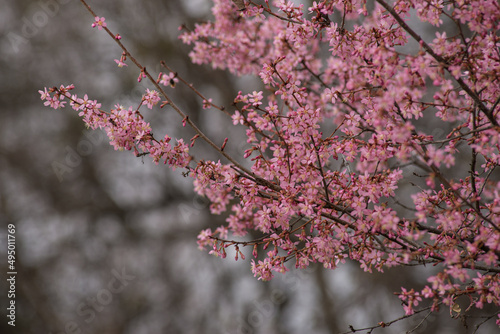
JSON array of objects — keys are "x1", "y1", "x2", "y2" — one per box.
[{"x1": 41, "y1": 0, "x2": 500, "y2": 328}]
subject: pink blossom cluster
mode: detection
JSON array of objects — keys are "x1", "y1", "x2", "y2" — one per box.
[
  {"x1": 39, "y1": 85, "x2": 190, "y2": 169},
  {"x1": 42, "y1": 0, "x2": 500, "y2": 325},
  {"x1": 180, "y1": 0, "x2": 500, "y2": 320}
]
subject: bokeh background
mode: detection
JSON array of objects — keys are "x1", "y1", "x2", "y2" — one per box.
[{"x1": 0, "y1": 1, "x2": 497, "y2": 333}]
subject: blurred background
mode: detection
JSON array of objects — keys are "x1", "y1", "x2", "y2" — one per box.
[{"x1": 0, "y1": 1, "x2": 497, "y2": 333}]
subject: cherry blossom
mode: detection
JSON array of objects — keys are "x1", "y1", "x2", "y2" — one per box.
[{"x1": 91, "y1": 16, "x2": 106, "y2": 30}]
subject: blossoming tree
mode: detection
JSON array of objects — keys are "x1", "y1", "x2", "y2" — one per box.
[{"x1": 41, "y1": 0, "x2": 500, "y2": 330}]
